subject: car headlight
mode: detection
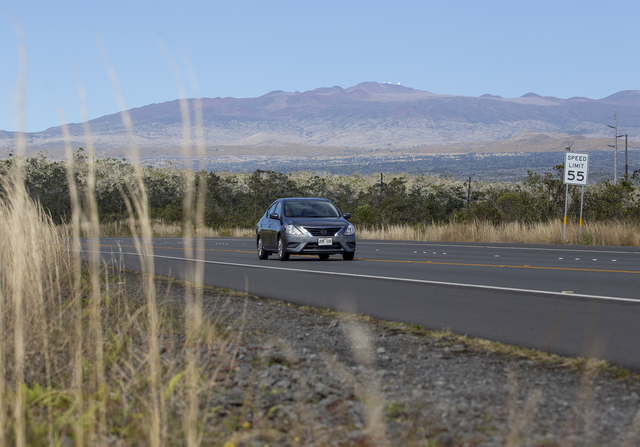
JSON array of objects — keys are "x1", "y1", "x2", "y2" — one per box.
[
  {"x1": 344, "y1": 223, "x2": 355, "y2": 236},
  {"x1": 285, "y1": 224, "x2": 305, "y2": 235}
]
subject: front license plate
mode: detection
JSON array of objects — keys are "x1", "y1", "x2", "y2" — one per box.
[{"x1": 318, "y1": 238, "x2": 332, "y2": 246}]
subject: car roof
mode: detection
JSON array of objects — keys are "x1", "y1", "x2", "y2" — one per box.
[{"x1": 280, "y1": 197, "x2": 331, "y2": 202}]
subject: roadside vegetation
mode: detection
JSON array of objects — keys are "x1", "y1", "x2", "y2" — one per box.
[
  {"x1": 3, "y1": 167, "x2": 640, "y2": 446},
  {"x1": 4, "y1": 34, "x2": 640, "y2": 447},
  {"x1": 2, "y1": 151, "x2": 640, "y2": 245}
]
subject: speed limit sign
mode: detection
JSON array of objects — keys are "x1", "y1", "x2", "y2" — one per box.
[{"x1": 564, "y1": 152, "x2": 589, "y2": 185}]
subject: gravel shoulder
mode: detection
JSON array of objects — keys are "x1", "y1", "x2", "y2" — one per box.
[{"x1": 148, "y1": 271, "x2": 640, "y2": 447}]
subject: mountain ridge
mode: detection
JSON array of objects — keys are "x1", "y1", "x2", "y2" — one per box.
[{"x1": 1, "y1": 82, "x2": 639, "y2": 156}]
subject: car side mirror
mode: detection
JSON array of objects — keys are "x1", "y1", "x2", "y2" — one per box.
[
  {"x1": 269, "y1": 213, "x2": 280, "y2": 220},
  {"x1": 343, "y1": 213, "x2": 351, "y2": 220}
]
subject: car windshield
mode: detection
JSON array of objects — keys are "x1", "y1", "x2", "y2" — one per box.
[{"x1": 284, "y1": 200, "x2": 341, "y2": 218}]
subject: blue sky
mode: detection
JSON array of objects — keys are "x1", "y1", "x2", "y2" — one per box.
[{"x1": 2, "y1": 0, "x2": 639, "y2": 132}]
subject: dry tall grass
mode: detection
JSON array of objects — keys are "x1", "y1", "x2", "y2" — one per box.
[
  {"x1": 98, "y1": 219, "x2": 640, "y2": 247},
  {"x1": 357, "y1": 219, "x2": 640, "y2": 246},
  {"x1": 0, "y1": 182, "x2": 255, "y2": 445},
  {"x1": 0, "y1": 136, "x2": 264, "y2": 446},
  {"x1": 0, "y1": 157, "x2": 79, "y2": 445},
  {"x1": 97, "y1": 220, "x2": 253, "y2": 238},
  {"x1": 0, "y1": 34, "x2": 266, "y2": 446}
]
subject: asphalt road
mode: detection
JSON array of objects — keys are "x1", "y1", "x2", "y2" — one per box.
[{"x1": 80, "y1": 237, "x2": 640, "y2": 369}]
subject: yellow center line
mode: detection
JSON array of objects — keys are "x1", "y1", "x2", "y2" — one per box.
[
  {"x1": 359, "y1": 257, "x2": 640, "y2": 274},
  {"x1": 82, "y1": 243, "x2": 640, "y2": 275}
]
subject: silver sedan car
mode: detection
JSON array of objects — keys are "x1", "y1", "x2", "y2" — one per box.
[{"x1": 256, "y1": 197, "x2": 356, "y2": 261}]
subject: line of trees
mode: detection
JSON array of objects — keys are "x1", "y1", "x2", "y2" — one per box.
[{"x1": 2, "y1": 150, "x2": 640, "y2": 230}]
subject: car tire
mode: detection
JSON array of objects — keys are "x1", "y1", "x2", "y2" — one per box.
[
  {"x1": 319, "y1": 253, "x2": 330, "y2": 260},
  {"x1": 342, "y1": 252, "x2": 355, "y2": 261},
  {"x1": 257, "y1": 237, "x2": 269, "y2": 260},
  {"x1": 277, "y1": 237, "x2": 290, "y2": 261}
]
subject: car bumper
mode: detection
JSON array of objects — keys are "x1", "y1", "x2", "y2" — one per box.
[{"x1": 282, "y1": 234, "x2": 356, "y2": 254}]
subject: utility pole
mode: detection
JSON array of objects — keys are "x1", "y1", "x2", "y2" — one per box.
[
  {"x1": 625, "y1": 134, "x2": 628, "y2": 180},
  {"x1": 607, "y1": 114, "x2": 618, "y2": 184},
  {"x1": 467, "y1": 176, "x2": 471, "y2": 212},
  {"x1": 378, "y1": 173, "x2": 384, "y2": 194}
]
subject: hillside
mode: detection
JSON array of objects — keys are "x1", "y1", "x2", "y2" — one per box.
[{"x1": 1, "y1": 82, "x2": 639, "y2": 159}]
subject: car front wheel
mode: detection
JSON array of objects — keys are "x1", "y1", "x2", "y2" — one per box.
[
  {"x1": 277, "y1": 237, "x2": 290, "y2": 261},
  {"x1": 257, "y1": 237, "x2": 269, "y2": 260},
  {"x1": 342, "y1": 252, "x2": 355, "y2": 261}
]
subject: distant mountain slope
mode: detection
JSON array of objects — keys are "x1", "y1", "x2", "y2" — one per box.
[{"x1": 1, "y1": 82, "x2": 639, "y2": 153}]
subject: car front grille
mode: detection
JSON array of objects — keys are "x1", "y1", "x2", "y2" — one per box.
[
  {"x1": 304, "y1": 242, "x2": 343, "y2": 250},
  {"x1": 303, "y1": 226, "x2": 343, "y2": 237}
]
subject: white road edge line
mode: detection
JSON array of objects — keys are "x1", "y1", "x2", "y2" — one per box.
[{"x1": 80, "y1": 249, "x2": 640, "y2": 305}]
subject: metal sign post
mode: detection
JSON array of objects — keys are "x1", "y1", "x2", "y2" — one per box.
[
  {"x1": 579, "y1": 185, "x2": 585, "y2": 240},
  {"x1": 563, "y1": 183, "x2": 569, "y2": 243},
  {"x1": 563, "y1": 152, "x2": 589, "y2": 244}
]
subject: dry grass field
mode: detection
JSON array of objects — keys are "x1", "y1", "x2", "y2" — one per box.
[
  {"x1": 118, "y1": 219, "x2": 640, "y2": 247},
  {"x1": 356, "y1": 220, "x2": 640, "y2": 246}
]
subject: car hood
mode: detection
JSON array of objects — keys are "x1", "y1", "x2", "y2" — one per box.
[{"x1": 283, "y1": 217, "x2": 348, "y2": 227}]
